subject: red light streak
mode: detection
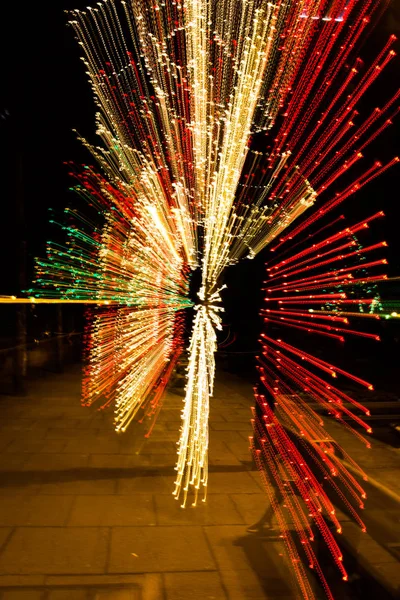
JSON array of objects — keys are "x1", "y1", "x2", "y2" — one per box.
[
  {"x1": 270, "y1": 212, "x2": 384, "y2": 271},
  {"x1": 261, "y1": 309, "x2": 349, "y2": 324},
  {"x1": 264, "y1": 315, "x2": 380, "y2": 341}
]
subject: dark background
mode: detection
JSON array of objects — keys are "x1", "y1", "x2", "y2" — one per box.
[{"x1": 0, "y1": 1, "x2": 399, "y2": 391}]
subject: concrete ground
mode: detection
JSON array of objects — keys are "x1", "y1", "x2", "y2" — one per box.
[{"x1": 0, "y1": 366, "x2": 398, "y2": 599}]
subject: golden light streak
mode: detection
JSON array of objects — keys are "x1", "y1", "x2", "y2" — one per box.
[{"x1": 174, "y1": 285, "x2": 225, "y2": 506}]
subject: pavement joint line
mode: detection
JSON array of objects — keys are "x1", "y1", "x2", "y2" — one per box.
[
  {"x1": 0, "y1": 464, "x2": 259, "y2": 481},
  {"x1": 339, "y1": 535, "x2": 400, "y2": 598},
  {"x1": 104, "y1": 527, "x2": 112, "y2": 574},
  {"x1": 200, "y1": 527, "x2": 229, "y2": 599},
  {"x1": 0, "y1": 528, "x2": 16, "y2": 557},
  {"x1": 341, "y1": 458, "x2": 400, "y2": 504},
  {"x1": 0, "y1": 570, "x2": 222, "y2": 588},
  {"x1": 160, "y1": 573, "x2": 168, "y2": 600},
  {"x1": 2, "y1": 440, "x2": 14, "y2": 453},
  {"x1": 151, "y1": 494, "x2": 159, "y2": 527},
  {"x1": 63, "y1": 495, "x2": 77, "y2": 527}
]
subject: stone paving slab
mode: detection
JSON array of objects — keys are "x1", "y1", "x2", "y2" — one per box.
[
  {"x1": 248, "y1": 471, "x2": 264, "y2": 489},
  {"x1": 44, "y1": 429, "x2": 97, "y2": 440},
  {"x1": 203, "y1": 525, "x2": 295, "y2": 597},
  {"x1": 36, "y1": 419, "x2": 83, "y2": 431},
  {"x1": 350, "y1": 536, "x2": 396, "y2": 564},
  {"x1": 62, "y1": 438, "x2": 121, "y2": 455},
  {"x1": 21, "y1": 454, "x2": 90, "y2": 472},
  {"x1": 221, "y1": 409, "x2": 254, "y2": 420},
  {"x1": 1, "y1": 591, "x2": 45, "y2": 599},
  {"x1": 366, "y1": 468, "x2": 400, "y2": 496},
  {"x1": 206, "y1": 472, "x2": 262, "y2": 494},
  {"x1": 137, "y1": 442, "x2": 178, "y2": 455},
  {"x1": 214, "y1": 400, "x2": 249, "y2": 408},
  {"x1": 0, "y1": 456, "x2": 29, "y2": 471},
  {"x1": 122, "y1": 455, "x2": 176, "y2": 468},
  {"x1": 209, "y1": 430, "x2": 247, "y2": 444},
  {"x1": 48, "y1": 590, "x2": 88, "y2": 600},
  {"x1": 0, "y1": 422, "x2": 42, "y2": 434},
  {"x1": 339, "y1": 520, "x2": 400, "y2": 592},
  {"x1": 210, "y1": 422, "x2": 253, "y2": 432},
  {"x1": 208, "y1": 453, "x2": 242, "y2": 466},
  {"x1": 38, "y1": 475, "x2": 117, "y2": 497},
  {"x1": 86, "y1": 455, "x2": 150, "y2": 470},
  {"x1": 0, "y1": 483, "x2": 42, "y2": 497},
  {"x1": 108, "y1": 526, "x2": 216, "y2": 573},
  {"x1": 164, "y1": 422, "x2": 184, "y2": 431},
  {"x1": 220, "y1": 569, "x2": 292, "y2": 600},
  {"x1": 205, "y1": 412, "x2": 227, "y2": 423},
  {"x1": 344, "y1": 451, "x2": 399, "y2": 470},
  {"x1": 224, "y1": 438, "x2": 252, "y2": 454},
  {"x1": 43, "y1": 573, "x2": 161, "y2": 592},
  {"x1": 0, "y1": 496, "x2": 73, "y2": 527},
  {"x1": 204, "y1": 525, "x2": 257, "y2": 572},
  {"x1": 208, "y1": 440, "x2": 239, "y2": 455},
  {"x1": 324, "y1": 420, "x2": 400, "y2": 471},
  {"x1": 229, "y1": 494, "x2": 267, "y2": 525},
  {"x1": 0, "y1": 438, "x2": 17, "y2": 454},
  {"x1": 369, "y1": 563, "x2": 400, "y2": 598},
  {"x1": 87, "y1": 453, "x2": 177, "y2": 470},
  {"x1": 366, "y1": 508, "x2": 400, "y2": 538},
  {"x1": 124, "y1": 431, "x2": 179, "y2": 444},
  {"x1": 116, "y1": 475, "x2": 176, "y2": 495},
  {"x1": 155, "y1": 494, "x2": 243, "y2": 526},
  {"x1": 22, "y1": 408, "x2": 68, "y2": 420},
  {"x1": 0, "y1": 582, "x2": 154, "y2": 599},
  {"x1": 16, "y1": 441, "x2": 68, "y2": 455},
  {"x1": 0, "y1": 577, "x2": 46, "y2": 587},
  {"x1": 164, "y1": 571, "x2": 227, "y2": 600},
  {"x1": 224, "y1": 440, "x2": 252, "y2": 463},
  {"x1": 93, "y1": 590, "x2": 140, "y2": 600},
  {"x1": 67, "y1": 495, "x2": 156, "y2": 527},
  {"x1": 0, "y1": 528, "x2": 109, "y2": 575},
  {"x1": 4, "y1": 441, "x2": 61, "y2": 455}
]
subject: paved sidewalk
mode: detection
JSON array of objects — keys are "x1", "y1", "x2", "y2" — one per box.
[
  {"x1": 322, "y1": 416, "x2": 400, "y2": 599},
  {"x1": 0, "y1": 366, "x2": 300, "y2": 600},
  {"x1": 0, "y1": 366, "x2": 398, "y2": 599}
]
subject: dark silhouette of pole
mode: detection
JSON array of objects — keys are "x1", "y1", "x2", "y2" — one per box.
[
  {"x1": 56, "y1": 306, "x2": 64, "y2": 372},
  {"x1": 13, "y1": 146, "x2": 27, "y2": 395}
]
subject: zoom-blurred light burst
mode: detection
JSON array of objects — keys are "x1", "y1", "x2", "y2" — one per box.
[{"x1": 18, "y1": 2, "x2": 399, "y2": 597}]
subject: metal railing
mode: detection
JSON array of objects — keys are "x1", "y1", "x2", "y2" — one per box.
[{"x1": 0, "y1": 305, "x2": 83, "y2": 395}]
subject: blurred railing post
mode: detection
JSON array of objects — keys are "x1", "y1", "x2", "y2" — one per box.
[
  {"x1": 13, "y1": 149, "x2": 27, "y2": 395},
  {"x1": 56, "y1": 306, "x2": 64, "y2": 372},
  {"x1": 13, "y1": 306, "x2": 27, "y2": 395}
]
